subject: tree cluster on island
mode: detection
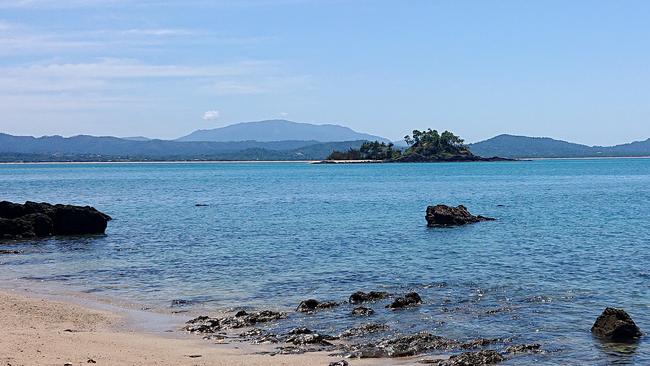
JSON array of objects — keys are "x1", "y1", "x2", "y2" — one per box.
[{"x1": 326, "y1": 129, "x2": 481, "y2": 162}]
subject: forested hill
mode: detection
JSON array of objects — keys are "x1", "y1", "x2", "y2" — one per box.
[
  {"x1": 0, "y1": 133, "x2": 365, "y2": 162},
  {"x1": 469, "y1": 134, "x2": 650, "y2": 158}
]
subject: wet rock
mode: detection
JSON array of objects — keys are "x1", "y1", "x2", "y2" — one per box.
[
  {"x1": 296, "y1": 299, "x2": 340, "y2": 312},
  {"x1": 505, "y1": 343, "x2": 542, "y2": 354},
  {"x1": 386, "y1": 292, "x2": 422, "y2": 309},
  {"x1": 288, "y1": 327, "x2": 313, "y2": 335},
  {"x1": 239, "y1": 328, "x2": 263, "y2": 338},
  {"x1": 340, "y1": 323, "x2": 389, "y2": 338},
  {"x1": 347, "y1": 332, "x2": 458, "y2": 358},
  {"x1": 459, "y1": 338, "x2": 505, "y2": 349},
  {"x1": 252, "y1": 334, "x2": 280, "y2": 344},
  {"x1": 591, "y1": 307, "x2": 642, "y2": 341},
  {"x1": 329, "y1": 361, "x2": 349, "y2": 366},
  {"x1": 420, "y1": 350, "x2": 504, "y2": 365},
  {"x1": 0, "y1": 249, "x2": 22, "y2": 254},
  {"x1": 349, "y1": 291, "x2": 390, "y2": 304},
  {"x1": 286, "y1": 333, "x2": 332, "y2": 346},
  {"x1": 185, "y1": 310, "x2": 285, "y2": 333},
  {"x1": 0, "y1": 201, "x2": 111, "y2": 239},
  {"x1": 352, "y1": 306, "x2": 375, "y2": 316},
  {"x1": 425, "y1": 205, "x2": 495, "y2": 227},
  {"x1": 171, "y1": 299, "x2": 193, "y2": 307}
]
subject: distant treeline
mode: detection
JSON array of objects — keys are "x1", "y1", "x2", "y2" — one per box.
[{"x1": 0, "y1": 134, "x2": 368, "y2": 162}]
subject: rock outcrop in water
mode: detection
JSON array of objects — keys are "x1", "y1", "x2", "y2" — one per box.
[
  {"x1": 425, "y1": 205, "x2": 495, "y2": 227},
  {"x1": 0, "y1": 201, "x2": 111, "y2": 239},
  {"x1": 591, "y1": 308, "x2": 642, "y2": 341},
  {"x1": 421, "y1": 350, "x2": 505, "y2": 365},
  {"x1": 296, "y1": 299, "x2": 340, "y2": 313},
  {"x1": 386, "y1": 292, "x2": 422, "y2": 309},
  {"x1": 345, "y1": 332, "x2": 459, "y2": 358},
  {"x1": 349, "y1": 291, "x2": 390, "y2": 304}
]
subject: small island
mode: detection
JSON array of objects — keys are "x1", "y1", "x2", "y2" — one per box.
[{"x1": 321, "y1": 129, "x2": 511, "y2": 163}]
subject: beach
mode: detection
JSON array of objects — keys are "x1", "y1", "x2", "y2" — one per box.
[{"x1": 0, "y1": 289, "x2": 372, "y2": 366}]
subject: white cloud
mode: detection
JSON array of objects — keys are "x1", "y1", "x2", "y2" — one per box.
[
  {"x1": 279, "y1": 112, "x2": 289, "y2": 117},
  {"x1": 202, "y1": 110, "x2": 220, "y2": 120}
]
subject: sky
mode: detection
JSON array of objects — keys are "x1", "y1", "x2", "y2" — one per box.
[{"x1": 0, "y1": 0, "x2": 649, "y2": 145}]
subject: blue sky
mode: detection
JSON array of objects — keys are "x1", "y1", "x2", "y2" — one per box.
[{"x1": 0, "y1": 0, "x2": 649, "y2": 145}]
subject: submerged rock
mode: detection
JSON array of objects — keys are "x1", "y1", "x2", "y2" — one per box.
[
  {"x1": 425, "y1": 205, "x2": 495, "y2": 227},
  {"x1": 421, "y1": 350, "x2": 504, "y2": 365},
  {"x1": 296, "y1": 299, "x2": 339, "y2": 313},
  {"x1": 591, "y1": 307, "x2": 642, "y2": 341},
  {"x1": 386, "y1": 292, "x2": 422, "y2": 309},
  {"x1": 505, "y1": 343, "x2": 542, "y2": 354},
  {"x1": 349, "y1": 291, "x2": 390, "y2": 304},
  {"x1": 340, "y1": 323, "x2": 389, "y2": 338},
  {"x1": 347, "y1": 332, "x2": 458, "y2": 358},
  {"x1": 0, "y1": 201, "x2": 111, "y2": 239},
  {"x1": 352, "y1": 306, "x2": 375, "y2": 316},
  {"x1": 185, "y1": 310, "x2": 285, "y2": 333}
]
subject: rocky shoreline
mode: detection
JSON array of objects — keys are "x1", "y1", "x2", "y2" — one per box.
[{"x1": 181, "y1": 289, "x2": 643, "y2": 365}]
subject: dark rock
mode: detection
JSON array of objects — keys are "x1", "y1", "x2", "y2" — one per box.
[
  {"x1": 591, "y1": 307, "x2": 642, "y2": 341},
  {"x1": 352, "y1": 306, "x2": 375, "y2": 316},
  {"x1": 505, "y1": 344, "x2": 542, "y2": 354},
  {"x1": 420, "y1": 350, "x2": 504, "y2": 365},
  {"x1": 185, "y1": 310, "x2": 285, "y2": 333},
  {"x1": 252, "y1": 334, "x2": 280, "y2": 344},
  {"x1": 0, "y1": 249, "x2": 22, "y2": 254},
  {"x1": 386, "y1": 292, "x2": 422, "y2": 309},
  {"x1": 329, "y1": 361, "x2": 349, "y2": 366},
  {"x1": 195, "y1": 204, "x2": 209, "y2": 207},
  {"x1": 349, "y1": 291, "x2": 390, "y2": 304},
  {"x1": 340, "y1": 323, "x2": 389, "y2": 338},
  {"x1": 288, "y1": 327, "x2": 313, "y2": 335},
  {"x1": 234, "y1": 310, "x2": 248, "y2": 317},
  {"x1": 425, "y1": 205, "x2": 495, "y2": 227},
  {"x1": 286, "y1": 333, "x2": 332, "y2": 346},
  {"x1": 347, "y1": 332, "x2": 458, "y2": 358},
  {"x1": 239, "y1": 328, "x2": 263, "y2": 338},
  {"x1": 0, "y1": 201, "x2": 111, "y2": 239},
  {"x1": 296, "y1": 299, "x2": 340, "y2": 313},
  {"x1": 459, "y1": 338, "x2": 505, "y2": 349}
]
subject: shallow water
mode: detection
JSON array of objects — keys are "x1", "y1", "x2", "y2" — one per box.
[{"x1": 0, "y1": 159, "x2": 648, "y2": 364}]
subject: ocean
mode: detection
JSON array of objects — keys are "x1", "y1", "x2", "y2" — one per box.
[{"x1": 1, "y1": 159, "x2": 648, "y2": 365}]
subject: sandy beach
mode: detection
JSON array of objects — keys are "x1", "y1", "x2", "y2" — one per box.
[{"x1": 0, "y1": 289, "x2": 386, "y2": 366}]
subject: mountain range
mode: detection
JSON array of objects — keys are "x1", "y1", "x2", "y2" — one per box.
[
  {"x1": 0, "y1": 120, "x2": 648, "y2": 162},
  {"x1": 177, "y1": 119, "x2": 389, "y2": 143},
  {"x1": 469, "y1": 134, "x2": 650, "y2": 158}
]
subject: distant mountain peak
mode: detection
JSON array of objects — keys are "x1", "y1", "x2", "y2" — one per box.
[{"x1": 177, "y1": 119, "x2": 389, "y2": 143}]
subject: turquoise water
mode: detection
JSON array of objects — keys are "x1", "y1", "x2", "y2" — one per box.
[{"x1": 0, "y1": 159, "x2": 648, "y2": 364}]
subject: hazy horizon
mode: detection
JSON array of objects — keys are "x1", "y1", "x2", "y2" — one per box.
[{"x1": 1, "y1": 1, "x2": 649, "y2": 145}]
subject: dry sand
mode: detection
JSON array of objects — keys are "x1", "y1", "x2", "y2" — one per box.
[{"x1": 0, "y1": 289, "x2": 394, "y2": 366}]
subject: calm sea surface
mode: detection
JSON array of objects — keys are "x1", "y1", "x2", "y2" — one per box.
[{"x1": 1, "y1": 159, "x2": 648, "y2": 365}]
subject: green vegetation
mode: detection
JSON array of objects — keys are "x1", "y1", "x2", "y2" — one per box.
[
  {"x1": 326, "y1": 129, "x2": 473, "y2": 161},
  {"x1": 402, "y1": 129, "x2": 470, "y2": 157},
  {"x1": 327, "y1": 141, "x2": 401, "y2": 160}
]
